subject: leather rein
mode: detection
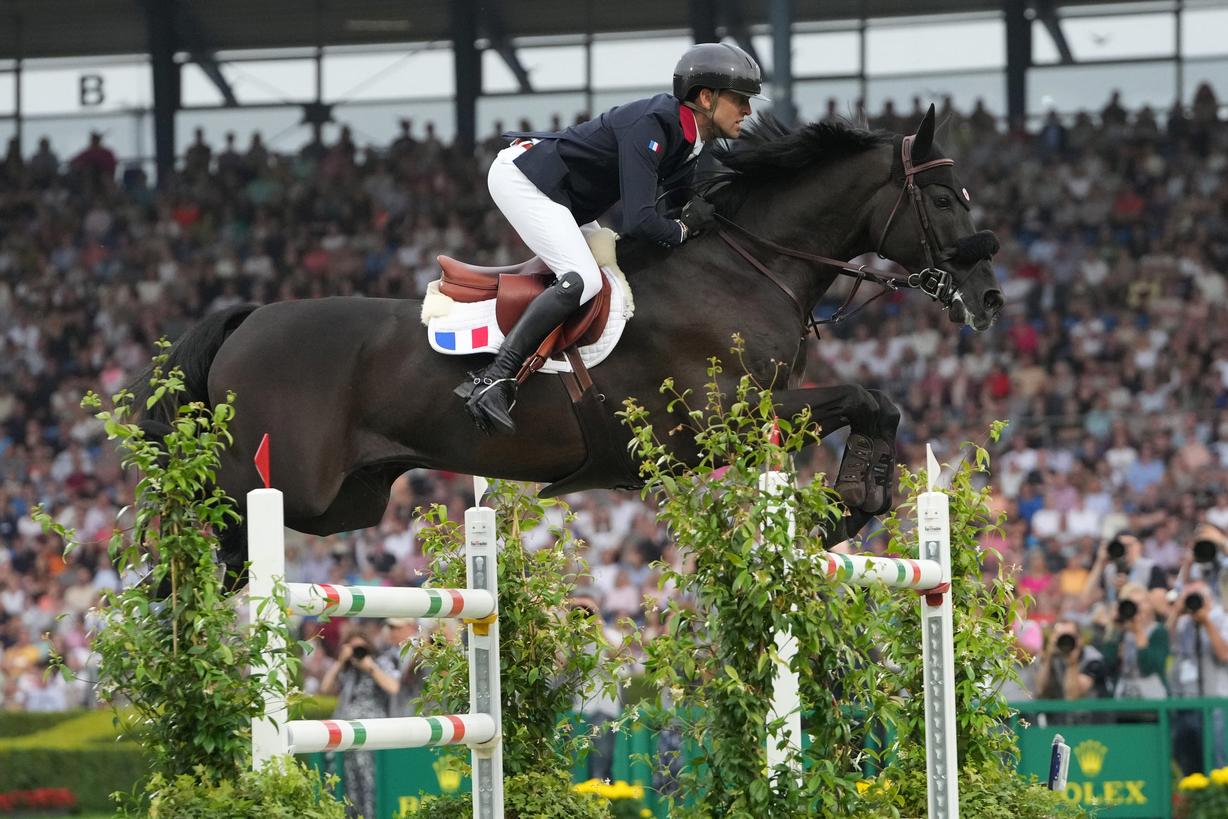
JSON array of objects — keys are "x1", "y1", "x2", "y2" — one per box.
[{"x1": 713, "y1": 134, "x2": 962, "y2": 340}]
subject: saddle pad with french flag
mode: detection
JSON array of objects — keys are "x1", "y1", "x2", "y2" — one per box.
[{"x1": 421, "y1": 264, "x2": 635, "y2": 374}]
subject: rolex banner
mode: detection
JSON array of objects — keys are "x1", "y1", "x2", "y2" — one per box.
[{"x1": 1018, "y1": 725, "x2": 1168, "y2": 818}]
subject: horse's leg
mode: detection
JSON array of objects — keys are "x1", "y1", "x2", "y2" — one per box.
[
  {"x1": 771, "y1": 383, "x2": 882, "y2": 511},
  {"x1": 863, "y1": 389, "x2": 901, "y2": 516}
]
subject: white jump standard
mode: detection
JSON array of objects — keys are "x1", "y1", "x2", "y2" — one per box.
[
  {"x1": 764, "y1": 443, "x2": 959, "y2": 819},
  {"x1": 248, "y1": 439, "x2": 504, "y2": 818}
]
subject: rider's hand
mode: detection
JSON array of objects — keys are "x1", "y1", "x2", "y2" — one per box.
[{"x1": 680, "y1": 196, "x2": 717, "y2": 237}]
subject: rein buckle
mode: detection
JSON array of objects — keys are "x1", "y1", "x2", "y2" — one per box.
[{"x1": 908, "y1": 267, "x2": 952, "y2": 304}]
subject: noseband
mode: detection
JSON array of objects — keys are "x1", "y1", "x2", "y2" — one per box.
[{"x1": 714, "y1": 133, "x2": 985, "y2": 338}]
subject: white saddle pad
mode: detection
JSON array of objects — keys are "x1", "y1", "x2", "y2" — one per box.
[{"x1": 420, "y1": 228, "x2": 634, "y2": 374}]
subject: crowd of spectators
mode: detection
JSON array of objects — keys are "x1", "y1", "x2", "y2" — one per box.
[{"x1": 2, "y1": 81, "x2": 1228, "y2": 768}]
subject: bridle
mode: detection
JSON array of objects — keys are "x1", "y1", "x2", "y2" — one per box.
[{"x1": 713, "y1": 133, "x2": 974, "y2": 340}]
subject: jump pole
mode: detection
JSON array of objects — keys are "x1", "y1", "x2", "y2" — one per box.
[
  {"x1": 248, "y1": 437, "x2": 504, "y2": 818},
  {"x1": 762, "y1": 443, "x2": 958, "y2": 819}
]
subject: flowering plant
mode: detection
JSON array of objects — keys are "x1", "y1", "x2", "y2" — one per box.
[
  {"x1": 573, "y1": 780, "x2": 651, "y2": 819},
  {"x1": 1176, "y1": 767, "x2": 1228, "y2": 818},
  {"x1": 0, "y1": 787, "x2": 77, "y2": 814}
]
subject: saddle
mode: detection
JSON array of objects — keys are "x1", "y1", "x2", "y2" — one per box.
[{"x1": 436, "y1": 255, "x2": 613, "y2": 376}]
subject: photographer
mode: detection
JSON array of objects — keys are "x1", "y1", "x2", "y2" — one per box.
[
  {"x1": 1097, "y1": 582, "x2": 1169, "y2": 700},
  {"x1": 1168, "y1": 579, "x2": 1228, "y2": 774},
  {"x1": 320, "y1": 624, "x2": 403, "y2": 819},
  {"x1": 1080, "y1": 532, "x2": 1168, "y2": 611},
  {"x1": 1175, "y1": 524, "x2": 1228, "y2": 605},
  {"x1": 1034, "y1": 619, "x2": 1110, "y2": 717}
]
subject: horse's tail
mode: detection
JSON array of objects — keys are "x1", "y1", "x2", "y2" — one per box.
[{"x1": 128, "y1": 304, "x2": 259, "y2": 424}]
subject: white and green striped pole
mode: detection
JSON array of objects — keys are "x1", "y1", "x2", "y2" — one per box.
[{"x1": 248, "y1": 439, "x2": 504, "y2": 816}]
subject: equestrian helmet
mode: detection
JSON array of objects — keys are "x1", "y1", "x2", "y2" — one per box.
[{"x1": 672, "y1": 42, "x2": 766, "y2": 102}]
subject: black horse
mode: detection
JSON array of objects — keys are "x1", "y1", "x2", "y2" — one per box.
[{"x1": 134, "y1": 105, "x2": 1002, "y2": 579}]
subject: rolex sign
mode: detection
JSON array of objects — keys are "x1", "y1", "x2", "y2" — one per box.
[{"x1": 1018, "y1": 724, "x2": 1168, "y2": 817}]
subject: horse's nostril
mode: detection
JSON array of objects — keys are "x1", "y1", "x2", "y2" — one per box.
[{"x1": 984, "y1": 290, "x2": 1004, "y2": 314}]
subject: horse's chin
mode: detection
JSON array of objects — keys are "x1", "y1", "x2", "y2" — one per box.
[{"x1": 946, "y1": 299, "x2": 995, "y2": 332}]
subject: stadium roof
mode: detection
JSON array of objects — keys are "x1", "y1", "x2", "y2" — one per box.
[{"x1": 1, "y1": 0, "x2": 1135, "y2": 61}]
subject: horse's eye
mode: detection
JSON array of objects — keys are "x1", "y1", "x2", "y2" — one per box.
[{"x1": 934, "y1": 195, "x2": 952, "y2": 209}]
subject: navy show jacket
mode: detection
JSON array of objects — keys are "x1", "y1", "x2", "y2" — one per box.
[{"x1": 509, "y1": 93, "x2": 702, "y2": 247}]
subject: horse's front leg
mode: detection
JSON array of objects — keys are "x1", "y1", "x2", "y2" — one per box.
[{"x1": 772, "y1": 384, "x2": 901, "y2": 523}]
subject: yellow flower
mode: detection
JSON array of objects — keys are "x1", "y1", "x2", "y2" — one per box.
[
  {"x1": 1212, "y1": 767, "x2": 1228, "y2": 786},
  {"x1": 856, "y1": 781, "x2": 872, "y2": 794},
  {"x1": 1180, "y1": 773, "x2": 1211, "y2": 791},
  {"x1": 641, "y1": 811, "x2": 652, "y2": 818}
]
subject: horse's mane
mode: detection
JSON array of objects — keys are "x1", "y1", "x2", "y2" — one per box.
[{"x1": 703, "y1": 114, "x2": 890, "y2": 215}]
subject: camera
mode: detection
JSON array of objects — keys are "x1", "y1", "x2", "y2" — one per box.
[
  {"x1": 1186, "y1": 593, "x2": 1206, "y2": 614},
  {"x1": 1056, "y1": 634, "x2": 1077, "y2": 654},
  {"x1": 1194, "y1": 539, "x2": 1219, "y2": 564},
  {"x1": 1107, "y1": 538, "x2": 1126, "y2": 560},
  {"x1": 351, "y1": 644, "x2": 370, "y2": 661},
  {"x1": 1117, "y1": 599, "x2": 1138, "y2": 622}
]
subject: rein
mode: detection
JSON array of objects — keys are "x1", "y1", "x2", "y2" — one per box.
[{"x1": 713, "y1": 133, "x2": 966, "y2": 341}]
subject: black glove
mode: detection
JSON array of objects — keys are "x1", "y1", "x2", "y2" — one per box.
[{"x1": 680, "y1": 196, "x2": 717, "y2": 237}]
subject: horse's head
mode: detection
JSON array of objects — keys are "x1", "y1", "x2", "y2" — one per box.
[{"x1": 869, "y1": 105, "x2": 1003, "y2": 331}]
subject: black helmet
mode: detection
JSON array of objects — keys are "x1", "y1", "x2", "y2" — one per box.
[{"x1": 672, "y1": 42, "x2": 766, "y2": 102}]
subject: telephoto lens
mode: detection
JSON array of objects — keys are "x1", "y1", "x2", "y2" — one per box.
[
  {"x1": 1194, "y1": 539, "x2": 1219, "y2": 563},
  {"x1": 1107, "y1": 538, "x2": 1126, "y2": 560},
  {"x1": 1186, "y1": 593, "x2": 1206, "y2": 613},
  {"x1": 1117, "y1": 599, "x2": 1138, "y2": 622},
  {"x1": 351, "y1": 644, "x2": 370, "y2": 661},
  {"x1": 1056, "y1": 634, "x2": 1077, "y2": 654}
]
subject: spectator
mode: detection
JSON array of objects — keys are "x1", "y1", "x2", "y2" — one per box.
[
  {"x1": 319, "y1": 623, "x2": 402, "y2": 818},
  {"x1": 1034, "y1": 619, "x2": 1110, "y2": 709},
  {"x1": 1168, "y1": 581, "x2": 1228, "y2": 774},
  {"x1": 1097, "y1": 582, "x2": 1169, "y2": 699}
]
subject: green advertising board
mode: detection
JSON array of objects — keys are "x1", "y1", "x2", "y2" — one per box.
[{"x1": 1018, "y1": 724, "x2": 1168, "y2": 817}]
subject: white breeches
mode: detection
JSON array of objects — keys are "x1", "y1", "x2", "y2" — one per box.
[{"x1": 487, "y1": 142, "x2": 604, "y2": 304}]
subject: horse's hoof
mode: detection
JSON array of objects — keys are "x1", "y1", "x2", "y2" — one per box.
[
  {"x1": 866, "y1": 438, "x2": 896, "y2": 516},
  {"x1": 834, "y1": 432, "x2": 873, "y2": 508}
]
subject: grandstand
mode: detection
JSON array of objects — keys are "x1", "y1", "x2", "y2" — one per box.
[{"x1": 2, "y1": 2, "x2": 1228, "y2": 816}]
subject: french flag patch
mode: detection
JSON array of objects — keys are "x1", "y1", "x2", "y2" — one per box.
[
  {"x1": 647, "y1": 139, "x2": 661, "y2": 153},
  {"x1": 434, "y1": 325, "x2": 490, "y2": 352}
]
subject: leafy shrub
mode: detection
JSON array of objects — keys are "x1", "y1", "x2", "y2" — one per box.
[{"x1": 405, "y1": 770, "x2": 609, "y2": 819}]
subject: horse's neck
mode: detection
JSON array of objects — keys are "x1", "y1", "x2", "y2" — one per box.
[{"x1": 734, "y1": 155, "x2": 887, "y2": 309}]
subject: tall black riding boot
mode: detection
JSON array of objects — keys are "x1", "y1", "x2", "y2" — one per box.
[{"x1": 454, "y1": 271, "x2": 585, "y2": 434}]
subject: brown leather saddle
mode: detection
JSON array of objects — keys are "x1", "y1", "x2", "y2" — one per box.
[{"x1": 436, "y1": 255, "x2": 613, "y2": 379}]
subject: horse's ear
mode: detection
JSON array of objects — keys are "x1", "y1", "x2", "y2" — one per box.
[{"x1": 911, "y1": 103, "x2": 936, "y2": 161}]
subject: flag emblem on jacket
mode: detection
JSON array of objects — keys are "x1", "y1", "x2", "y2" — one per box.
[{"x1": 647, "y1": 140, "x2": 661, "y2": 153}]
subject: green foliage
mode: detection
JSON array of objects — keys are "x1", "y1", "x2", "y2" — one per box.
[
  {"x1": 405, "y1": 770, "x2": 611, "y2": 819},
  {"x1": 622, "y1": 356, "x2": 880, "y2": 818},
  {"x1": 620, "y1": 354, "x2": 1075, "y2": 818},
  {"x1": 134, "y1": 757, "x2": 347, "y2": 818},
  {"x1": 36, "y1": 348, "x2": 343, "y2": 816},
  {"x1": 857, "y1": 761, "x2": 1089, "y2": 818},
  {"x1": 414, "y1": 482, "x2": 620, "y2": 779},
  {"x1": 871, "y1": 427, "x2": 1022, "y2": 806}
]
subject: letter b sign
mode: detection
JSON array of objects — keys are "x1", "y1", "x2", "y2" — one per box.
[{"x1": 79, "y1": 74, "x2": 105, "y2": 107}]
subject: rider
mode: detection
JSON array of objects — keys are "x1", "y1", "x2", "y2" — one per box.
[{"x1": 455, "y1": 42, "x2": 764, "y2": 434}]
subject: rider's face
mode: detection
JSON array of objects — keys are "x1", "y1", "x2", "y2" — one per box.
[{"x1": 699, "y1": 89, "x2": 753, "y2": 140}]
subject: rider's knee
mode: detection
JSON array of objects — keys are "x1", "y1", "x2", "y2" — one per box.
[{"x1": 574, "y1": 267, "x2": 603, "y2": 304}]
